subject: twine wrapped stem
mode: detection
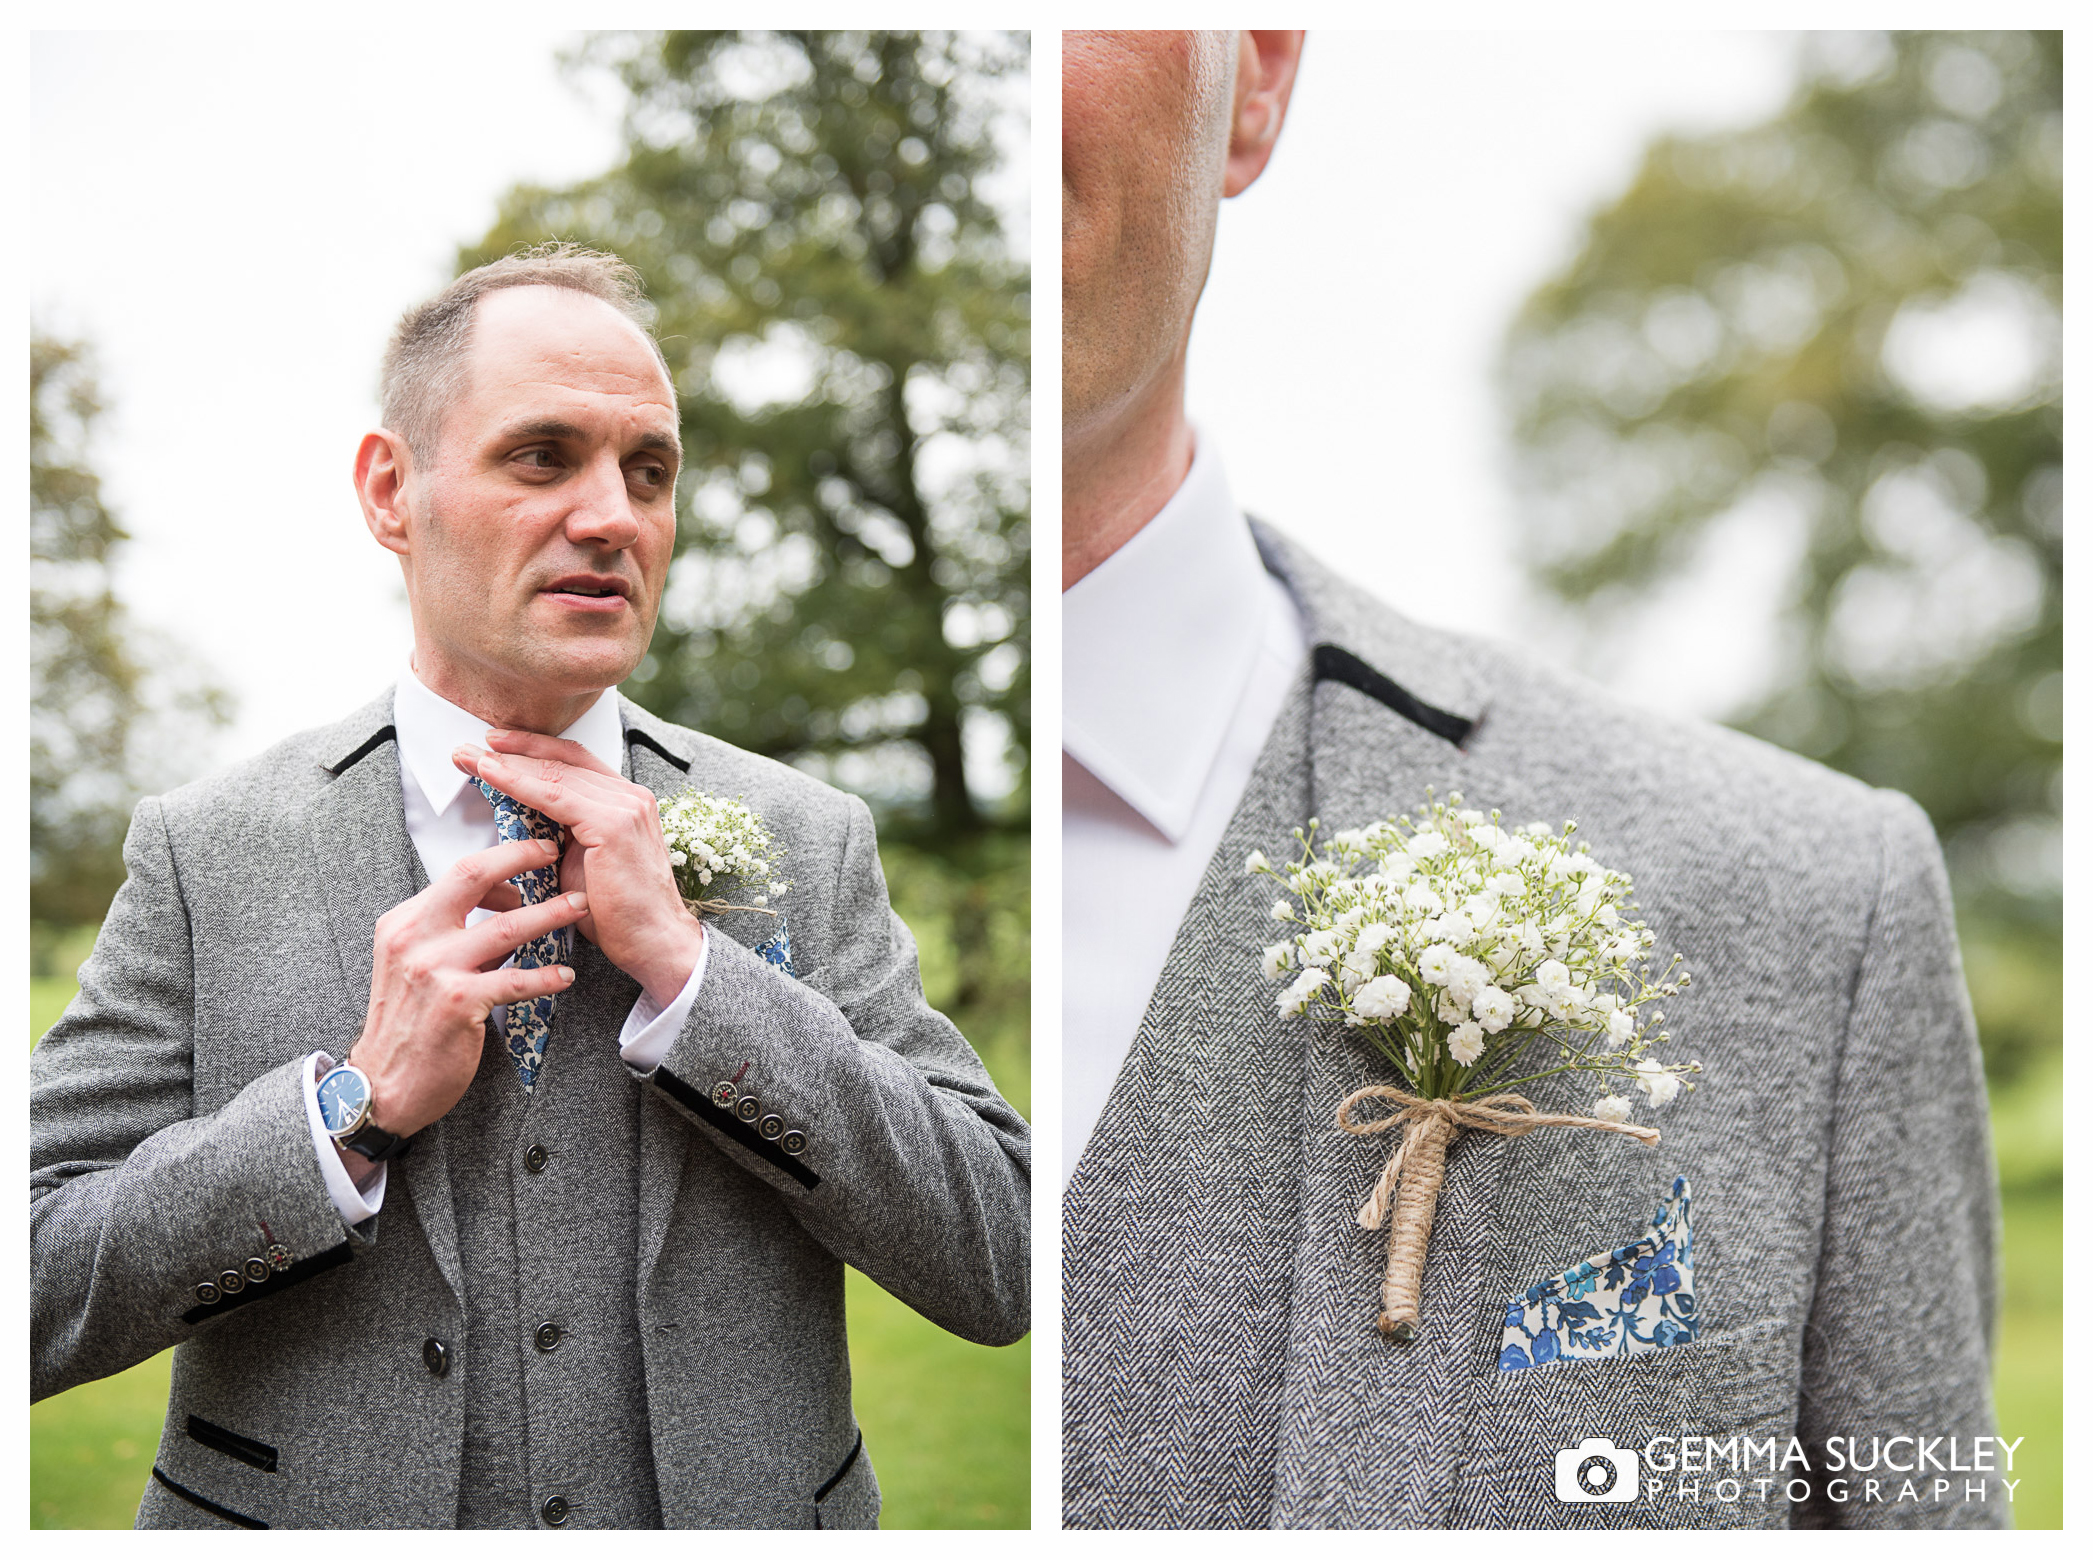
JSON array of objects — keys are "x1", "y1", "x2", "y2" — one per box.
[
  {"x1": 1336, "y1": 1086, "x2": 1660, "y2": 1342},
  {"x1": 681, "y1": 897, "x2": 779, "y2": 920}
]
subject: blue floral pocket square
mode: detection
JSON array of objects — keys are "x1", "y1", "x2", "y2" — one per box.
[
  {"x1": 1498, "y1": 1176, "x2": 1698, "y2": 1370},
  {"x1": 753, "y1": 916, "x2": 797, "y2": 979}
]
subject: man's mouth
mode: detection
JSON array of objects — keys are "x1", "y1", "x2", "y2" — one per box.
[{"x1": 543, "y1": 576, "x2": 630, "y2": 602}]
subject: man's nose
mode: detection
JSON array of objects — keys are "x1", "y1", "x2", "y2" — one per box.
[{"x1": 562, "y1": 454, "x2": 643, "y2": 550}]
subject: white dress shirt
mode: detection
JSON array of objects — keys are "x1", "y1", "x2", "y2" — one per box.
[
  {"x1": 1062, "y1": 439, "x2": 1307, "y2": 1187},
  {"x1": 307, "y1": 667, "x2": 708, "y2": 1224}
]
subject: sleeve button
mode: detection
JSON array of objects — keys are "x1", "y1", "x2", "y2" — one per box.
[
  {"x1": 781, "y1": 1129, "x2": 808, "y2": 1157},
  {"x1": 711, "y1": 1081, "x2": 737, "y2": 1108},
  {"x1": 243, "y1": 1256, "x2": 271, "y2": 1284},
  {"x1": 734, "y1": 1096, "x2": 761, "y2": 1123},
  {"x1": 217, "y1": 1269, "x2": 246, "y2": 1296},
  {"x1": 195, "y1": 1281, "x2": 221, "y2": 1305},
  {"x1": 758, "y1": 1114, "x2": 785, "y2": 1141}
]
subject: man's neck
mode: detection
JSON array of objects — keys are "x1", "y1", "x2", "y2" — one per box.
[
  {"x1": 409, "y1": 652, "x2": 608, "y2": 737},
  {"x1": 1063, "y1": 363, "x2": 1197, "y2": 591}
]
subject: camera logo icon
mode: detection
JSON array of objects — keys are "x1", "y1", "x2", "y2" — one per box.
[{"x1": 1554, "y1": 1437, "x2": 1640, "y2": 1503}]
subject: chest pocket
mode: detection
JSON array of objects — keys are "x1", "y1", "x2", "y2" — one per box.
[{"x1": 1449, "y1": 1314, "x2": 1796, "y2": 1528}]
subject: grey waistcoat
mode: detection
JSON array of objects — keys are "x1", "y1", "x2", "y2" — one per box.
[{"x1": 445, "y1": 934, "x2": 661, "y2": 1529}]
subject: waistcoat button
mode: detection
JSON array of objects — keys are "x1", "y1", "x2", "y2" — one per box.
[
  {"x1": 524, "y1": 1144, "x2": 549, "y2": 1174},
  {"x1": 423, "y1": 1338, "x2": 450, "y2": 1378},
  {"x1": 541, "y1": 1495, "x2": 570, "y2": 1526},
  {"x1": 535, "y1": 1322, "x2": 563, "y2": 1353}
]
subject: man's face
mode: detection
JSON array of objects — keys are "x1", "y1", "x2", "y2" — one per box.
[
  {"x1": 1063, "y1": 31, "x2": 1238, "y2": 444},
  {"x1": 399, "y1": 285, "x2": 681, "y2": 711}
]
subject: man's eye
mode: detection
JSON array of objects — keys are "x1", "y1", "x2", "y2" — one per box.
[{"x1": 519, "y1": 448, "x2": 560, "y2": 469}]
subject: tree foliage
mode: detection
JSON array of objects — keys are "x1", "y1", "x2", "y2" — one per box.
[
  {"x1": 1503, "y1": 31, "x2": 2061, "y2": 939},
  {"x1": 30, "y1": 331, "x2": 230, "y2": 942},
  {"x1": 463, "y1": 30, "x2": 1030, "y2": 846}
]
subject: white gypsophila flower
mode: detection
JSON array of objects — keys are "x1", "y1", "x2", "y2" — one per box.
[
  {"x1": 1434, "y1": 990, "x2": 1469, "y2": 1024},
  {"x1": 1261, "y1": 942, "x2": 1296, "y2": 981},
  {"x1": 1436, "y1": 911, "x2": 1476, "y2": 948},
  {"x1": 1271, "y1": 898, "x2": 1296, "y2": 923},
  {"x1": 1278, "y1": 967, "x2": 1329, "y2": 1017},
  {"x1": 1380, "y1": 851, "x2": 1417, "y2": 882},
  {"x1": 1472, "y1": 986, "x2": 1516, "y2": 1033},
  {"x1": 1606, "y1": 1008, "x2": 1636, "y2": 1048},
  {"x1": 1354, "y1": 921, "x2": 1397, "y2": 957},
  {"x1": 1444, "y1": 955, "x2": 1489, "y2": 1007},
  {"x1": 1245, "y1": 849, "x2": 1271, "y2": 875},
  {"x1": 1447, "y1": 1021, "x2": 1486, "y2": 1066},
  {"x1": 1341, "y1": 948, "x2": 1380, "y2": 988},
  {"x1": 1592, "y1": 1095, "x2": 1634, "y2": 1124},
  {"x1": 668, "y1": 851, "x2": 687, "y2": 866},
  {"x1": 1407, "y1": 829, "x2": 1450, "y2": 861},
  {"x1": 1463, "y1": 893, "x2": 1501, "y2": 931},
  {"x1": 1486, "y1": 870, "x2": 1525, "y2": 900},
  {"x1": 1302, "y1": 929, "x2": 1341, "y2": 967},
  {"x1": 1467, "y1": 823, "x2": 1506, "y2": 855},
  {"x1": 1417, "y1": 943, "x2": 1457, "y2": 985},
  {"x1": 1331, "y1": 828, "x2": 1372, "y2": 853},
  {"x1": 1636, "y1": 1057, "x2": 1682, "y2": 1105},
  {"x1": 1353, "y1": 974, "x2": 1412, "y2": 1021},
  {"x1": 1536, "y1": 959, "x2": 1572, "y2": 994}
]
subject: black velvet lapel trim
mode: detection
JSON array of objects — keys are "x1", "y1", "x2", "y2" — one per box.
[
  {"x1": 186, "y1": 1414, "x2": 279, "y2": 1473},
  {"x1": 323, "y1": 725, "x2": 398, "y2": 777},
  {"x1": 181, "y1": 1241, "x2": 354, "y2": 1326},
  {"x1": 152, "y1": 1466, "x2": 269, "y2": 1528},
  {"x1": 1312, "y1": 644, "x2": 1474, "y2": 748},
  {"x1": 654, "y1": 1067, "x2": 821, "y2": 1190},
  {"x1": 626, "y1": 728, "x2": 692, "y2": 773}
]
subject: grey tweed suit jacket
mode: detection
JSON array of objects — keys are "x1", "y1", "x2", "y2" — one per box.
[
  {"x1": 31, "y1": 691, "x2": 1031, "y2": 1529},
  {"x1": 1063, "y1": 526, "x2": 2003, "y2": 1530}
]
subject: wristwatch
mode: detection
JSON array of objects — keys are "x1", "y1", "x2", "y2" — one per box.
[{"x1": 316, "y1": 1063, "x2": 414, "y2": 1162}]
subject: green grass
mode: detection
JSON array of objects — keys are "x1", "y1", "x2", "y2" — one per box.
[{"x1": 1994, "y1": 1186, "x2": 2061, "y2": 1529}]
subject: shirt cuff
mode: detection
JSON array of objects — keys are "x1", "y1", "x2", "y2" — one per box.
[
  {"x1": 303, "y1": 1051, "x2": 387, "y2": 1226},
  {"x1": 617, "y1": 927, "x2": 710, "y2": 1074}
]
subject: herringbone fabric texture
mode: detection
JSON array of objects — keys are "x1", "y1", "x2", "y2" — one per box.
[{"x1": 1062, "y1": 524, "x2": 2003, "y2": 1530}]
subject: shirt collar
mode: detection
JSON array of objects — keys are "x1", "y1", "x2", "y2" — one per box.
[
  {"x1": 1062, "y1": 436, "x2": 1275, "y2": 842},
  {"x1": 393, "y1": 664, "x2": 627, "y2": 817}
]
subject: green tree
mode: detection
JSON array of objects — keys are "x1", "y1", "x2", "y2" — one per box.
[
  {"x1": 463, "y1": 29, "x2": 1030, "y2": 846},
  {"x1": 30, "y1": 332, "x2": 231, "y2": 956},
  {"x1": 1501, "y1": 31, "x2": 2060, "y2": 1077}
]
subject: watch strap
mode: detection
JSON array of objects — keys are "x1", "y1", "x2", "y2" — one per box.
[{"x1": 340, "y1": 1118, "x2": 414, "y2": 1162}]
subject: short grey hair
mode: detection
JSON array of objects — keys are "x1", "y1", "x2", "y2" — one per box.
[{"x1": 379, "y1": 241, "x2": 672, "y2": 461}]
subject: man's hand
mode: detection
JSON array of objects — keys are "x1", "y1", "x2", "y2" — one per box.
[
  {"x1": 452, "y1": 729, "x2": 706, "y2": 1008},
  {"x1": 344, "y1": 837, "x2": 587, "y2": 1164}
]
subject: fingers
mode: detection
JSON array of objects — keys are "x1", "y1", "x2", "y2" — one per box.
[
  {"x1": 454, "y1": 746, "x2": 638, "y2": 831},
  {"x1": 433, "y1": 836, "x2": 561, "y2": 917},
  {"x1": 456, "y1": 890, "x2": 590, "y2": 969},
  {"x1": 478, "y1": 959, "x2": 577, "y2": 1011},
  {"x1": 484, "y1": 727, "x2": 620, "y2": 778},
  {"x1": 477, "y1": 880, "x2": 524, "y2": 914}
]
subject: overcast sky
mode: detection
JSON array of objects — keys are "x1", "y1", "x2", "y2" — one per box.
[
  {"x1": 1187, "y1": 30, "x2": 1800, "y2": 721},
  {"x1": 34, "y1": 29, "x2": 1802, "y2": 775}
]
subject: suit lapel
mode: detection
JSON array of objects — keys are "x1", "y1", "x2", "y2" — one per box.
[
  {"x1": 620, "y1": 700, "x2": 698, "y2": 1296},
  {"x1": 303, "y1": 691, "x2": 466, "y2": 1306}
]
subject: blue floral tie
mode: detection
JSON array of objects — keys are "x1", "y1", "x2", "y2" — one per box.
[{"x1": 478, "y1": 780, "x2": 568, "y2": 1092}]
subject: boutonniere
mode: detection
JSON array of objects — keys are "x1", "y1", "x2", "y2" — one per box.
[
  {"x1": 1250, "y1": 791, "x2": 1700, "y2": 1343},
  {"x1": 658, "y1": 789, "x2": 791, "y2": 920}
]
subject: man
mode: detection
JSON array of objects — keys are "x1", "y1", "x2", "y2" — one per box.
[
  {"x1": 30, "y1": 245, "x2": 1031, "y2": 1530},
  {"x1": 1062, "y1": 33, "x2": 2002, "y2": 1530}
]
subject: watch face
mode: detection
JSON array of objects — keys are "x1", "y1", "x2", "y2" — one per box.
[{"x1": 317, "y1": 1067, "x2": 372, "y2": 1135}]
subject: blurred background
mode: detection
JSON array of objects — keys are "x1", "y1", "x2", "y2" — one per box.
[
  {"x1": 1188, "y1": 30, "x2": 2060, "y2": 1527},
  {"x1": 31, "y1": 28, "x2": 1029, "y2": 1529}
]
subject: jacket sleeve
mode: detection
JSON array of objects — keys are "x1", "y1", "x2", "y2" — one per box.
[
  {"x1": 30, "y1": 796, "x2": 367, "y2": 1403},
  {"x1": 642, "y1": 795, "x2": 1031, "y2": 1347},
  {"x1": 1792, "y1": 790, "x2": 2007, "y2": 1528}
]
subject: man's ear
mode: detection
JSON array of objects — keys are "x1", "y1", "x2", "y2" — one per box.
[
  {"x1": 1223, "y1": 31, "x2": 1305, "y2": 198},
  {"x1": 355, "y1": 429, "x2": 416, "y2": 558}
]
